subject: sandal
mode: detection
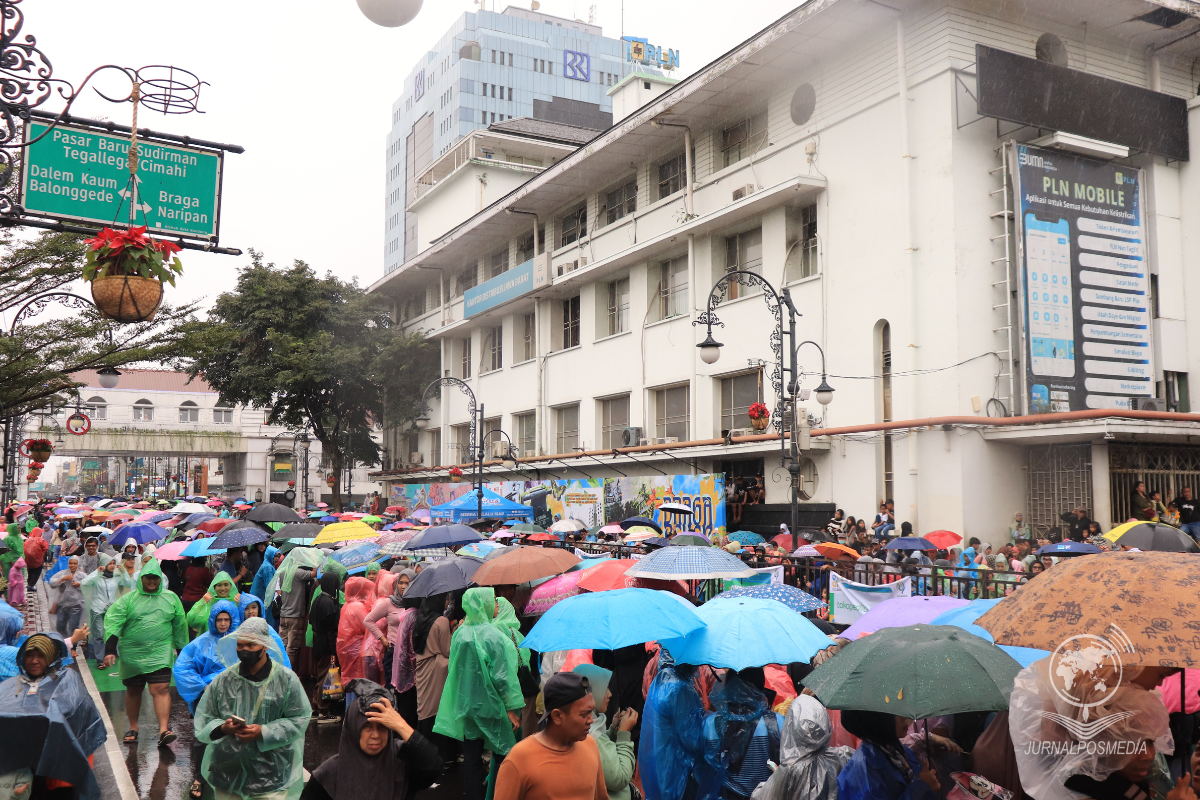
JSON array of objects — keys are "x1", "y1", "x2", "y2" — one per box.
[
  {"x1": 157, "y1": 730, "x2": 177, "y2": 747},
  {"x1": 122, "y1": 730, "x2": 138, "y2": 744},
  {"x1": 189, "y1": 780, "x2": 203, "y2": 799}
]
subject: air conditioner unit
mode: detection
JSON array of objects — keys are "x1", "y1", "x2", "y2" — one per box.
[
  {"x1": 520, "y1": 448, "x2": 537, "y2": 459},
  {"x1": 727, "y1": 428, "x2": 754, "y2": 438},
  {"x1": 654, "y1": 436, "x2": 679, "y2": 445},
  {"x1": 732, "y1": 184, "x2": 755, "y2": 201},
  {"x1": 620, "y1": 427, "x2": 644, "y2": 447},
  {"x1": 408, "y1": 452, "x2": 424, "y2": 464},
  {"x1": 1134, "y1": 396, "x2": 1165, "y2": 412},
  {"x1": 490, "y1": 441, "x2": 510, "y2": 458}
]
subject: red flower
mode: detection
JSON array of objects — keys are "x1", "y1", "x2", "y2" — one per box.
[
  {"x1": 748, "y1": 402, "x2": 770, "y2": 420},
  {"x1": 448, "y1": 467, "x2": 464, "y2": 477}
]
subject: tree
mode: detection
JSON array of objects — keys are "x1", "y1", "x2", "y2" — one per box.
[{"x1": 183, "y1": 252, "x2": 438, "y2": 511}]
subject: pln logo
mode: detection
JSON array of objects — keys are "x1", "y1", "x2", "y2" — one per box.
[{"x1": 1037, "y1": 626, "x2": 1138, "y2": 740}]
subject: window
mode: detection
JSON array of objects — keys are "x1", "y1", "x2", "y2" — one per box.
[
  {"x1": 460, "y1": 336, "x2": 472, "y2": 379},
  {"x1": 786, "y1": 204, "x2": 819, "y2": 281},
  {"x1": 213, "y1": 407, "x2": 233, "y2": 424},
  {"x1": 658, "y1": 153, "x2": 685, "y2": 200},
  {"x1": 486, "y1": 325, "x2": 503, "y2": 372},
  {"x1": 516, "y1": 228, "x2": 544, "y2": 263},
  {"x1": 508, "y1": 87, "x2": 513, "y2": 101},
  {"x1": 263, "y1": 411, "x2": 273, "y2": 425},
  {"x1": 721, "y1": 373, "x2": 761, "y2": 435},
  {"x1": 482, "y1": 417, "x2": 501, "y2": 453},
  {"x1": 132, "y1": 400, "x2": 154, "y2": 421},
  {"x1": 451, "y1": 424, "x2": 471, "y2": 463},
  {"x1": 659, "y1": 256, "x2": 688, "y2": 320},
  {"x1": 601, "y1": 395, "x2": 630, "y2": 449},
  {"x1": 83, "y1": 396, "x2": 107, "y2": 420},
  {"x1": 515, "y1": 412, "x2": 536, "y2": 457},
  {"x1": 521, "y1": 312, "x2": 536, "y2": 362},
  {"x1": 725, "y1": 227, "x2": 763, "y2": 299},
  {"x1": 607, "y1": 277, "x2": 630, "y2": 335},
  {"x1": 654, "y1": 384, "x2": 689, "y2": 441},
  {"x1": 489, "y1": 248, "x2": 509, "y2": 278},
  {"x1": 429, "y1": 428, "x2": 442, "y2": 468},
  {"x1": 721, "y1": 111, "x2": 768, "y2": 167},
  {"x1": 560, "y1": 205, "x2": 587, "y2": 247},
  {"x1": 602, "y1": 179, "x2": 637, "y2": 225},
  {"x1": 179, "y1": 401, "x2": 200, "y2": 423},
  {"x1": 562, "y1": 295, "x2": 580, "y2": 349},
  {"x1": 556, "y1": 404, "x2": 579, "y2": 453},
  {"x1": 456, "y1": 265, "x2": 477, "y2": 298}
]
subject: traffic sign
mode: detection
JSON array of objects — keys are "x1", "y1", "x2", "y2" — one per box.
[
  {"x1": 20, "y1": 120, "x2": 223, "y2": 240},
  {"x1": 66, "y1": 412, "x2": 91, "y2": 435}
]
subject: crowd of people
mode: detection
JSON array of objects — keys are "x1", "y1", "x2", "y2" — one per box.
[{"x1": 1, "y1": 490, "x2": 1198, "y2": 800}]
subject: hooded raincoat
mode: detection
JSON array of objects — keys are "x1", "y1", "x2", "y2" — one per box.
[
  {"x1": 750, "y1": 695, "x2": 854, "y2": 800},
  {"x1": 641, "y1": 651, "x2": 712, "y2": 800},
  {"x1": 337, "y1": 577, "x2": 384, "y2": 682},
  {"x1": 491, "y1": 597, "x2": 530, "y2": 668},
  {"x1": 174, "y1": 600, "x2": 241, "y2": 713},
  {"x1": 249, "y1": 545, "x2": 279, "y2": 629},
  {"x1": 574, "y1": 663, "x2": 636, "y2": 800},
  {"x1": 237, "y1": 593, "x2": 290, "y2": 668},
  {"x1": 101, "y1": 559, "x2": 188, "y2": 681},
  {"x1": 186, "y1": 571, "x2": 240, "y2": 632},
  {"x1": 1, "y1": 526, "x2": 22, "y2": 576},
  {"x1": 432, "y1": 587, "x2": 525, "y2": 756},
  {"x1": 114, "y1": 557, "x2": 140, "y2": 598},
  {"x1": 80, "y1": 555, "x2": 119, "y2": 659},
  {"x1": 0, "y1": 633, "x2": 107, "y2": 800}
]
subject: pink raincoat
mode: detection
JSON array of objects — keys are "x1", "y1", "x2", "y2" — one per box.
[{"x1": 336, "y1": 577, "x2": 384, "y2": 682}]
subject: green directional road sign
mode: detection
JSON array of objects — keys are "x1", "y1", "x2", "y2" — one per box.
[{"x1": 19, "y1": 121, "x2": 223, "y2": 240}]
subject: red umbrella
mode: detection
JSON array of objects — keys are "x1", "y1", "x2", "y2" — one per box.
[
  {"x1": 575, "y1": 559, "x2": 689, "y2": 596},
  {"x1": 924, "y1": 530, "x2": 963, "y2": 549},
  {"x1": 527, "y1": 533, "x2": 561, "y2": 542},
  {"x1": 385, "y1": 505, "x2": 406, "y2": 513},
  {"x1": 196, "y1": 518, "x2": 232, "y2": 534},
  {"x1": 771, "y1": 533, "x2": 806, "y2": 548}
]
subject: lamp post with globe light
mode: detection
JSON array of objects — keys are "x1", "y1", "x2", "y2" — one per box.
[
  {"x1": 695, "y1": 271, "x2": 834, "y2": 550},
  {"x1": 356, "y1": 0, "x2": 424, "y2": 27}
]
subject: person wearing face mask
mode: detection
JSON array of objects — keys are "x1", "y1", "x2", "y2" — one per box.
[
  {"x1": 194, "y1": 618, "x2": 310, "y2": 800},
  {"x1": 80, "y1": 554, "x2": 120, "y2": 665}
]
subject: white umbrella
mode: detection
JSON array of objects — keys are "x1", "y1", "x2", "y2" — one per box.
[
  {"x1": 171, "y1": 502, "x2": 210, "y2": 515},
  {"x1": 549, "y1": 518, "x2": 587, "y2": 534},
  {"x1": 657, "y1": 502, "x2": 693, "y2": 516}
]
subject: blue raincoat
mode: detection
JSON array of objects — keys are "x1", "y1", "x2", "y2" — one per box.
[
  {"x1": 0, "y1": 598, "x2": 23, "y2": 645},
  {"x1": 248, "y1": 545, "x2": 279, "y2": 630},
  {"x1": 641, "y1": 651, "x2": 714, "y2": 800},
  {"x1": 0, "y1": 633, "x2": 106, "y2": 800},
  {"x1": 173, "y1": 600, "x2": 241, "y2": 714},
  {"x1": 837, "y1": 741, "x2": 939, "y2": 800},
  {"x1": 235, "y1": 594, "x2": 290, "y2": 669}
]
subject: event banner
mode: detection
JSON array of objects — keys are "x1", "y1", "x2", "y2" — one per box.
[
  {"x1": 828, "y1": 574, "x2": 911, "y2": 625},
  {"x1": 1012, "y1": 143, "x2": 1152, "y2": 413},
  {"x1": 606, "y1": 474, "x2": 726, "y2": 540}
]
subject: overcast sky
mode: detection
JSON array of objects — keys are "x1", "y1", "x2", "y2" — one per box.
[{"x1": 20, "y1": 0, "x2": 801, "y2": 315}]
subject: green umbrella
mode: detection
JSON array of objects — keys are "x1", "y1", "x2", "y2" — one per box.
[
  {"x1": 669, "y1": 534, "x2": 711, "y2": 547},
  {"x1": 362, "y1": 515, "x2": 383, "y2": 525},
  {"x1": 507, "y1": 523, "x2": 546, "y2": 534},
  {"x1": 802, "y1": 624, "x2": 1021, "y2": 719}
]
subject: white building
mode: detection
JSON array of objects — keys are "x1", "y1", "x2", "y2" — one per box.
[{"x1": 370, "y1": 0, "x2": 1200, "y2": 540}]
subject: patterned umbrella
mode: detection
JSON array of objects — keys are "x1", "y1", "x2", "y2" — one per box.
[
  {"x1": 457, "y1": 541, "x2": 504, "y2": 558},
  {"x1": 328, "y1": 543, "x2": 382, "y2": 572},
  {"x1": 523, "y1": 571, "x2": 584, "y2": 615},
  {"x1": 625, "y1": 547, "x2": 756, "y2": 580},
  {"x1": 668, "y1": 534, "x2": 710, "y2": 547},
  {"x1": 211, "y1": 525, "x2": 271, "y2": 550},
  {"x1": 727, "y1": 531, "x2": 765, "y2": 546},
  {"x1": 622, "y1": 527, "x2": 658, "y2": 542},
  {"x1": 376, "y1": 530, "x2": 418, "y2": 546},
  {"x1": 714, "y1": 584, "x2": 827, "y2": 613},
  {"x1": 791, "y1": 544, "x2": 822, "y2": 557}
]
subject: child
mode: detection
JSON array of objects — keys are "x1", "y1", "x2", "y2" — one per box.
[{"x1": 7, "y1": 557, "x2": 26, "y2": 605}]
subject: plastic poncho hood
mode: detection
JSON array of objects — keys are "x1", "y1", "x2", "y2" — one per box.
[
  {"x1": 80, "y1": 554, "x2": 119, "y2": 616},
  {"x1": 641, "y1": 654, "x2": 713, "y2": 800},
  {"x1": 266, "y1": 546, "x2": 322, "y2": 598},
  {"x1": 186, "y1": 571, "x2": 240, "y2": 631},
  {"x1": 0, "y1": 632, "x2": 107, "y2": 800},
  {"x1": 750, "y1": 695, "x2": 853, "y2": 800},
  {"x1": 102, "y1": 558, "x2": 188, "y2": 681},
  {"x1": 492, "y1": 596, "x2": 530, "y2": 667},
  {"x1": 173, "y1": 600, "x2": 241, "y2": 713},
  {"x1": 433, "y1": 587, "x2": 525, "y2": 756}
]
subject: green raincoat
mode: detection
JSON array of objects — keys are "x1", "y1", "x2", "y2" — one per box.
[
  {"x1": 194, "y1": 659, "x2": 309, "y2": 799},
  {"x1": 102, "y1": 558, "x2": 188, "y2": 681},
  {"x1": 1, "y1": 524, "x2": 23, "y2": 575},
  {"x1": 493, "y1": 596, "x2": 531, "y2": 668},
  {"x1": 186, "y1": 571, "x2": 240, "y2": 632},
  {"x1": 433, "y1": 587, "x2": 525, "y2": 755}
]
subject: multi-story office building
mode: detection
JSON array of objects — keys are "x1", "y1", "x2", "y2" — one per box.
[
  {"x1": 385, "y1": 6, "x2": 659, "y2": 273},
  {"x1": 371, "y1": 0, "x2": 1200, "y2": 540}
]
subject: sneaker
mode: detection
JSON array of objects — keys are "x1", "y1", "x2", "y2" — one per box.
[{"x1": 317, "y1": 713, "x2": 342, "y2": 725}]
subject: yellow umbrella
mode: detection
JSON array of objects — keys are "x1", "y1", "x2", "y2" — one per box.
[
  {"x1": 1103, "y1": 519, "x2": 1155, "y2": 543},
  {"x1": 311, "y1": 520, "x2": 378, "y2": 546}
]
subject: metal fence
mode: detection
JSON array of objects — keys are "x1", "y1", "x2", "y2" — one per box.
[
  {"x1": 1109, "y1": 443, "x2": 1200, "y2": 523},
  {"x1": 1027, "y1": 444, "x2": 1092, "y2": 536}
]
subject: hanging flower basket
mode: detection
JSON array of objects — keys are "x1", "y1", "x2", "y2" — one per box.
[
  {"x1": 29, "y1": 462, "x2": 45, "y2": 471},
  {"x1": 326, "y1": 475, "x2": 337, "y2": 486},
  {"x1": 448, "y1": 467, "x2": 464, "y2": 483},
  {"x1": 748, "y1": 402, "x2": 771, "y2": 431},
  {"x1": 26, "y1": 473, "x2": 39, "y2": 483},
  {"x1": 26, "y1": 439, "x2": 52, "y2": 461},
  {"x1": 82, "y1": 226, "x2": 183, "y2": 322}
]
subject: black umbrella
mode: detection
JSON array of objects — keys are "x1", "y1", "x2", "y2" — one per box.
[
  {"x1": 212, "y1": 526, "x2": 270, "y2": 549},
  {"x1": 245, "y1": 503, "x2": 303, "y2": 524},
  {"x1": 404, "y1": 556, "x2": 484, "y2": 598},
  {"x1": 1105, "y1": 521, "x2": 1200, "y2": 553},
  {"x1": 619, "y1": 516, "x2": 662, "y2": 534},
  {"x1": 270, "y1": 522, "x2": 324, "y2": 541},
  {"x1": 401, "y1": 524, "x2": 484, "y2": 551}
]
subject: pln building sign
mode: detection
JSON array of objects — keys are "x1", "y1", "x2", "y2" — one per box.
[
  {"x1": 20, "y1": 120, "x2": 223, "y2": 240},
  {"x1": 624, "y1": 37, "x2": 680, "y2": 71}
]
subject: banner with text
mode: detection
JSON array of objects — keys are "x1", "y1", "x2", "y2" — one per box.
[{"x1": 828, "y1": 574, "x2": 912, "y2": 625}]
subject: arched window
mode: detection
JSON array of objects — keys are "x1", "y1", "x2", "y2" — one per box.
[
  {"x1": 83, "y1": 396, "x2": 107, "y2": 420},
  {"x1": 132, "y1": 399, "x2": 154, "y2": 421},
  {"x1": 179, "y1": 400, "x2": 199, "y2": 423}
]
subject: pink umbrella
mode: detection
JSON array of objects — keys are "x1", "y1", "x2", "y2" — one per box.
[
  {"x1": 153, "y1": 540, "x2": 192, "y2": 561},
  {"x1": 376, "y1": 530, "x2": 417, "y2": 546},
  {"x1": 205, "y1": 499, "x2": 225, "y2": 507},
  {"x1": 523, "y1": 572, "x2": 584, "y2": 616},
  {"x1": 490, "y1": 531, "x2": 516, "y2": 540},
  {"x1": 137, "y1": 511, "x2": 165, "y2": 521}
]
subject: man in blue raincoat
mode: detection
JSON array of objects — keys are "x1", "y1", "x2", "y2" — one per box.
[{"x1": 641, "y1": 648, "x2": 713, "y2": 800}]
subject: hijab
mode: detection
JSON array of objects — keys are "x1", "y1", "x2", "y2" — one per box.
[
  {"x1": 572, "y1": 663, "x2": 612, "y2": 711},
  {"x1": 310, "y1": 697, "x2": 407, "y2": 800},
  {"x1": 411, "y1": 593, "x2": 447, "y2": 655},
  {"x1": 840, "y1": 710, "x2": 915, "y2": 781},
  {"x1": 389, "y1": 569, "x2": 415, "y2": 608}
]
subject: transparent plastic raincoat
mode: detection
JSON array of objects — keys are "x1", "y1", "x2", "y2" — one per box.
[
  {"x1": 0, "y1": 633, "x2": 106, "y2": 800},
  {"x1": 186, "y1": 571, "x2": 241, "y2": 632},
  {"x1": 337, "y1": 577, "x2": 385, "y2": 682},
  {"x1": 750, "y1": 695, "x2": 854, "y2": 800},
  {"x1": 102, "y1": 558, "x2": 188, "y2": 681},
  {"x1": 248, "y1": 545, "x2": 279, "y2": 628},
  {"x1": 236, "y1": 593, "x2": 290, "y2": 669},
  {"x1": 173, "y1": 600, "x2": 241, "y2": 713},
  {"x1": 194, "y1": 630, "x2": 309, "y2": 799},
  {"x1": 492, "y1": 596, "x2": 530, "y2": 668},
  {"x1": 641, "y1": 650, "x2": 712, "y2": 800},
  {"x1": 433, "y1": 587, "x2": 525, "y2": 755},
  {"x1": 80, "y1": 555, "x2": 120, "y2": 660}
]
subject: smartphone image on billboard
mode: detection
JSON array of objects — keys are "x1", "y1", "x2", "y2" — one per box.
[{"x1": 1024, "y1": 213, "x2": 1075, "y2": 378}]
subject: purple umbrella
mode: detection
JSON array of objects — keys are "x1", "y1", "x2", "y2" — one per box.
[{"x1": 841, "y1": 595, "x2": 970, "y2": 640}]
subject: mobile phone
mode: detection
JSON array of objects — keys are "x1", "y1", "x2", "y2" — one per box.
[
  {"x1": 766, "y1": 760, "x2": 778, "y2": 772},
  {"x1": 1024, "y1": 213, "x2": 1075, "y2": 379},
  {"x1": 229, "y1": 715, "x2": 246, "y2": 727}
]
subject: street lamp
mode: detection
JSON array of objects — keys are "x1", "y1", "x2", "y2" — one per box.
[
  {"x1": 414, "y1": 377, "x2": 486, "y2": 521},
  {"x1": 414, "y1": 411, "x2": 431, "y2": 431},
  {"x1": 695, "y1": 271, "x2": 835, "y2": 549},
  {"x1": 255, "y1": 488, "x2": 263, "y2": 502},
  {"x1": 97, "y1": 366, "x2": 122, "y2": 389}
]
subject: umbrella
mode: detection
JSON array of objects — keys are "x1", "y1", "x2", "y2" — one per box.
[
  {"x1": 153, "y1": 540, "x2": 194, "y2": 561},
  {"x1": 727, "y1": 531, "x2": 765, "y2": 546},
  {"x1": 205, "y1": 499, "x2": 225, "y2": 507},
  {"x1": 404, "y1": 556, "x2": 484, "y2": 598},
  {"x1": 138, "y1": 511, "x2": 174, "y2": 523},
  {"x1": 361, "y1": 515, "x2": 383, "y2": 525},
  {"x1": 527, "y1": 532, "x2": 563, "y2": 542},
  {"x1": 278, "y1": 538, "x2": 317, "y2": 554},
  {"x1": 246, "y1": 503, "x2": 303, "y2": 524},
  {"x1": 771, "y1": 533, "x2": 803, "y2": 548},
  {"x1": 110, "y1": 521, "x2": 167, "y2": 545},
  {"x1": 802, "y1": 625, "x2": 1023, "y2": 718},
  {"x1": 311, "y1": 521, "x2": 378, "y2": 546},
  {"x1": 376, "y1": 530, "x2": 418, "y2": 546},
  {"x1": 195, "y1": 518, "x2": 233, "y2": 535},
  {"x1": 402, "y1": 524, "x2": 484, "y2": 551},
  {"x1": 643, "y1": 537, "x2": 670, "y2": 548},
  {"x1": 171, "y1": 502, "x2": 210, "y2": 515},
  {"x1": 328, "y1": 543, "x2": 383, "y2": 572},
  {"x1": 660, "y1": 597, "x2": 832, "y2": 670},
  {"x1": 929, "y1": 599, "x2": 1050, "y2": 668},
  {"x1": 1102, "y1": 520, "x2": 1200, "y2": 553},
  {"x1": 490, "y1": 531, "x2": 516, "y2": 540},
  {"x1": 884, "y1": 536, "x2": 936, "y2": 551},
  {"x1": 843, "y1": 595, "x2": 970, "y2": 640},
  {"x1": 505, "y1": 522, "x2": 545, "y2": 534},
  {"x1": 714, "y1": 584, "x2": 828, "y2": 613},
  {"x1": 619, "y1": 516, "x2": 662, "y2": 534},
  {"x1": 624, "y1": 546, "x2": 756, "y2": 580},
  {"x1": 622, "y1": 528, "x2": 658, "y2": 542},
  {"x1": 270, "y1": 522, "x2": 324, "y2": 541},
  {"x1": 177, "y1": 512, "x2": 217, "y2": 531},
  {"x1": 1037, "y1": 541, "x2": 1101, "y2": 557},
  {"x1": 379, "y1": 542, "x2": 417, "y2": 556},
  {"x1": 80, "y1": 526, "x2": 109, "y2": 536},
  {"x1": 472, "y1": 546, "x2": 580, "y2": 585},
  {"x1": 668, "y1": 534, "x2": 710, "y2": 547},
  {"x1": 574, "y1": 559, "x2": 687, "y2": 595},
  {"x1": 319, "y1": 515, "x2": 339, "y2": 523},
  {"x1": 457, "y1": 541, "x2": 504, "y2": 558},
  {"x1": 522, "y1": 588, "x2": 704, "y2": 652},
  {"x1": 792, "y1": 544, "x2": 822, "y2": 557},
  {"x1": 549, "y1": 518, "x2": 588, "y2": 534},
  {"x1": 925, "y1": 530, "x2": 963, "y2": 549},
  {"x1": 523, "y1": 571, "x2": 584, "y2": 615},
  {"x1": 657, "y1": 502, "x2": 693, "y2": 516},
  {"x1": 812, "y1": 542, "x2": 859, "y2": 560},
  {"x1": 181, "y1": 536, "x2": 228, "y2": 559},
  {"x1": 307, "y1": 511, "x2": 327, "y2": 518},
  {"x1": 212, "y1": 525, "x2": 271, "y2": 550}
]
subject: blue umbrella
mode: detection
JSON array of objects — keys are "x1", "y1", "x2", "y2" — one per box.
[
  {"x1": 727, "y1": 531, "x2": 765, "y2": 546},
  {"x1": 714, "y1": 584, "x2": 828, "y2": 613},
  {"x1": 211, "y1": 525, "x2": 270, "y2": 550},
  {"x1": 307, "y1": 511, "x2": 327, "y2": 518},
  {"x1": 401, "y1": 524, "x2": 483, "y2": 551},
  {"x1": 320, "y1": 515, "x2": 339, "y2": 523},
  {"x1": 233, "y1": 497, "x2": 248, "y2": 505},
  {"x1": 624, "y1": 546, "x2": 756, "y2": 579},
  {"x1": 660, "y1": 597, "x2": 832, "y2": 670},
  {"x1": 522, "y1": 588, "x2": 704, "y2": 652},
  {"x1": 181, "y1": 536, "x2": 227, "y2": 558},
  {"x1": 112, "y1": 521, "x2": 167, "y2": 545},
  {"x1": 619, "y1": 516, "x2": 662, "y2": 534},
  {"x1": 328, "y1": 543, "x2": 382, "y2": 572},
  {"x1": 1037, "y1": 541, "x2": 1100, "y2": 556},
  {"x1": 885, "y1": 536, "x2": 937, "y2": 551},
  {"x1": 930, "y1": 599, "x2": 1050, "y2": 668},
  {"x1": 644, "y1": 537, "x2": 670, "y2": 548},
  {"x1": 457, "y1": 541, "x2": 503, "y2": 558}
]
